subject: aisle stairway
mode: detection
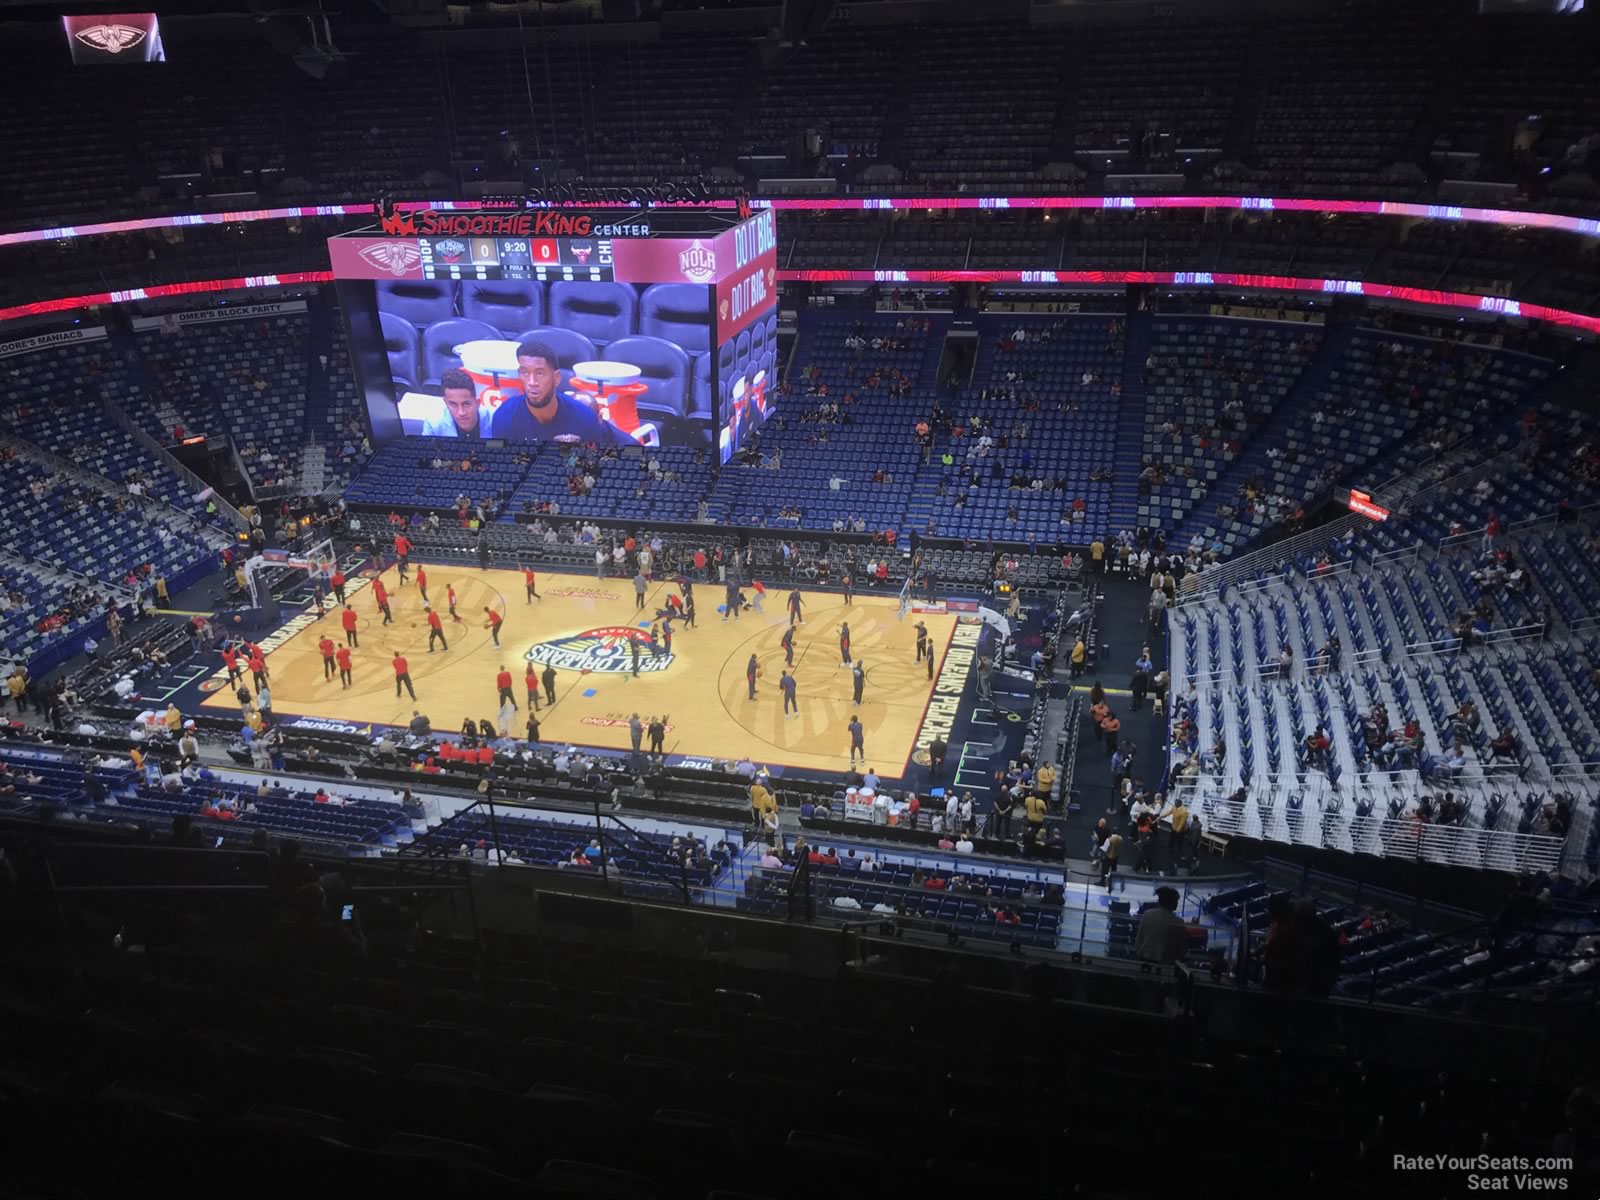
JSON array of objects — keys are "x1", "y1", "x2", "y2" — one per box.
[
  {"x1": 1107, "y1": 309, "x2": 1152, "y2": 534},
  {"x1": 296, "y1": 297, "x2": 338, "y2": 495}
]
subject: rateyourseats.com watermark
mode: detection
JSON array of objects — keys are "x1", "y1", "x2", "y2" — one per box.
[{"x1": 1393, "y1": 1154, "x2": 1574, "y2": 1191}]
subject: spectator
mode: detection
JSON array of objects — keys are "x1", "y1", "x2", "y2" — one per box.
[
  {"x1": 1098, "y1": 830, "x2": 1122, "y2": 889},
  {"x1": 267, "y1": 882, "x2": 366, "y2": 972},
  {"x1": 1262, "y1": 894, "x2": 1340, "y2": 996},
  {"x1": 1135, "y1": 886, "x2": 1186, "y2": 966}
]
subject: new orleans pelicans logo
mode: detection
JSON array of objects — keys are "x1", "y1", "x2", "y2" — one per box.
[
  {"x1": 527, "y1": 626, "x2": 674, "y2": 674},
  {"x1": 679, "y1": 239, "x2": 716, "y2": 284},
  {"x1": 74, "y1": 23, "x2": 147, "y2": 54},
  {"x1": 358, "y1": 241, "x2": 423, "y2": 276}
]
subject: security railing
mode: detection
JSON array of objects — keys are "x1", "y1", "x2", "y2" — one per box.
[
  {"x1": 1191, "y1": 791, "x2": 1566, "y2": 874},
  {"x1": 1440, "y1": 499, "x2": 1600, "y2": 553},
  {"x1": 1402, "y1": 621, "x2": 1550, "y2": 658}
]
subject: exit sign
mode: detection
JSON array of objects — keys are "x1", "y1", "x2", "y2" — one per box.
[{"x1": 1347, "y1": 488, "x2": 1390, "y2": 522}]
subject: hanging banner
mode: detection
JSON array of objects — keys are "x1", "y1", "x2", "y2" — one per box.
[
  {"x1": 128, "y1": 300, "x2": 307, "y2": 331},
  {"x1": 0, "y1": 325, "x2": 107, "y2": 359}
]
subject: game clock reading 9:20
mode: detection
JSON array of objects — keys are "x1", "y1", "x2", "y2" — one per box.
[{"x1": 418, "y1": 236, "x2": 613, "y2": 283}]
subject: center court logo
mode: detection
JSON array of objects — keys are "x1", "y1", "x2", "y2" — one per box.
[{"x1": 527, "y1": 626, "x2": 674, "y2": 674}]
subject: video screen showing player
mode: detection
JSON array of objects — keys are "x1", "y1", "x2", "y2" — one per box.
[
  {"x1": 716, "y1": 302, "x2": 779, "y2": 464},
  {"x1": 346, "y1": 276, "x2": 717, "y2": 449}
]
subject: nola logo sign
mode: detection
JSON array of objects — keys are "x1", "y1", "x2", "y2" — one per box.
[
  {"x1": 679, "y1": 240, "x2": 716, "y2": 284},
  {"x1": 527, "y1": 626, "x2": 675, "y2": 674}
]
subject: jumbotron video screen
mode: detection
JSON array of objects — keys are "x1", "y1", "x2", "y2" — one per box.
[{"x1": 330, "y1": 206, "x2": 778, "y2": 460}]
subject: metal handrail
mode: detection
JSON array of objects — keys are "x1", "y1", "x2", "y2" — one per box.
[
  {"x1": 1402, "y1": 621, "x2": 1548, "y2": 658},
  {"x1": 1435, "y1": 501, "x2": 1600, "y2": 552},
  {"x1": 1371, "y1": 544, "x2": 1422, "y2": 566},
  {"x1": 1196, "y1": 803, "x2": 1566, "y2": 873}
]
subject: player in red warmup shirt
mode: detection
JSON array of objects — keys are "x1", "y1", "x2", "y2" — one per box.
[
  {"x1": 523, "y1": 567, "x2": 541, "y2": 603},
  {"x1": 393, "y1": 534, "x2": 412, "y2": 584},
  {"x1": 524, "y1": 663, "x2": 542, "y2": 710},
  {"x1": 495, "y1": 666, "x2": 517, "y2": 710},
  {"x1": 393, "y1": 653, "x2": 415, "y2": 700},
  {"x1": 220, "y1": 645, "x2": 241, "y2": 685},
  {"x1": 335, "y1": 645, "x2": 353, "y2": 689},
  {"x1": 318, "y1": 635, "x2": 336, "y2": 680},
  {"x1": 416, "y1": 565, "x2": 429, "y2": 603},
  {"x1": 484, "y1": 606, "x2": 504, "y2": 648},
  {"x1": 330, "y1": 568, "x2": 347, "y2": 605},
  {"x1": 373, "y1": 578, "x2": 393, "y2": 626},
  {"x1": 341, "y1": 604, "x2": 360, "y2": 648},
  {"x1": 425, "y1": 606, "x2": 448, "y2": 652}
]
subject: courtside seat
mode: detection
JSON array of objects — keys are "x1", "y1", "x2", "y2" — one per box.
[
  {"x1": 604, "y1": 335, "x2": 692, "y2": 427},
  {"x1": 547, "y1": 282, "x2": 639, "y2": 353},
  {"x1": 419, "y1": 318, "x2": 501, "y2": 392},
  {"x1": 461, "y1": 280, "x2": 546, "y2": 339},
  {"x1": 689, "y1": 355, "x2": 714, "y2": 423},
  {"x1": 377, "y1": 279, "x2": 459, "y2": 331},
  {"x1": 639, "y1": 283, "x2": 712, "y2": 359},
  {"x1": 381, "y1": 310, "x2": 421, "y2": 392}
]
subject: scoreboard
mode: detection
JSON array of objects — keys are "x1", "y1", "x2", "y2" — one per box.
[
  {"x1": 417, "y1": 237, "x2": 614, "y2": 283},
  {"x1": 333, "y1": 205, "x2": 780, "y2": 461}
]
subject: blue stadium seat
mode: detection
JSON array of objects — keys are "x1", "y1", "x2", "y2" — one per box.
[
  {"x1": 377, "y1": 278, "x2": 458, "y2": 330},
  {"x1": 639, "y1": 283, "x2": 713, "y2": 356},
  {"x1": 380, "y1": 310, "x2": 420, "y2": 391},
  {"x1": 461, "y1": 279, "x2": 546, "y2": 339},
  {"x1": 418, "y1": 318, "x2": 502, "y2": 391},
  {"x1": 547, "y1": 281, "x2": 639, "y2": 351},
  {"x1": 605, "y1": 335, "x2": 691, "y2": 425}
]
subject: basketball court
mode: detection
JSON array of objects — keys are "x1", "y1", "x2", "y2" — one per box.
[{"x1": 199, "y1": 564, "x2": 964, "y2": 778}]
